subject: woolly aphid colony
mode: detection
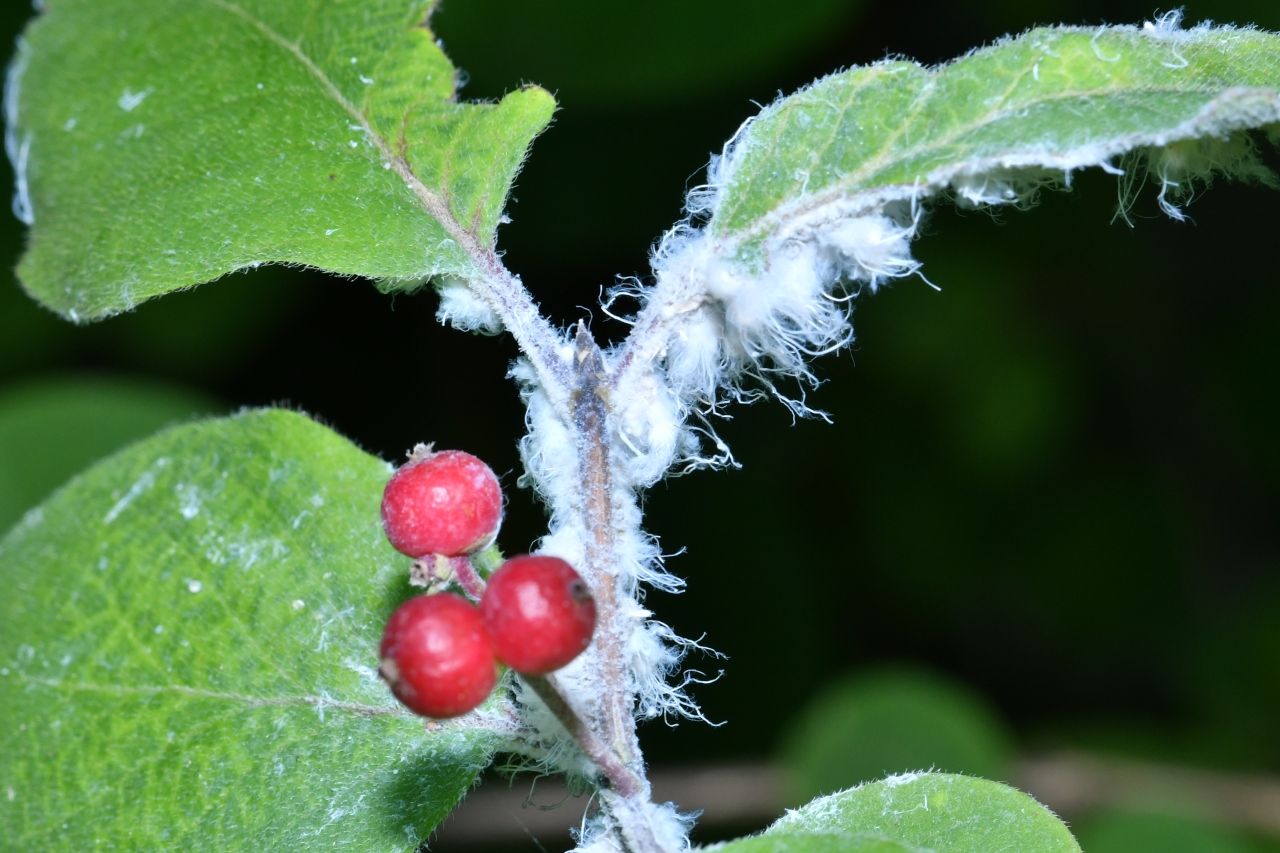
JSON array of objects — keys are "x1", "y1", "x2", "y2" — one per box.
[{"x1": 429, "y1": 11, "x2": 1277, "y2": 852}]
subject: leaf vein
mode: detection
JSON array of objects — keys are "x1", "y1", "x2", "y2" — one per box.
[
  {"x1": 203, "y1": 0, "x2": 480, "y2": 259},
  {"x1": 16, "y1": 673, "x2": 408, "y2": 719}
]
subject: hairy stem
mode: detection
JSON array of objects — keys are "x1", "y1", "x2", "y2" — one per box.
[
  {"x1": 522, "y1": 674, "x2": 645, "y2": 798},
  {"x1": 525, "y1": 674, "x2": 667, "y2": 853},
  {"x1": 570, "y1": 322, "x2": 642, "y2": 770},
  {"x1": 567, "y1": 323, "x2": 674, "y2": 853},
  {"x1": 609, "y1": 267, "x2": 708, "y2": 397},
  {"x1": 444, "y1": 248, "x2": 668, "y2": 848},
  {"x1": 468, "y1": 249, "x2": 574, "y2": 416}
]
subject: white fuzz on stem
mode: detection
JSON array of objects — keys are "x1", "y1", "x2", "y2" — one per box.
[{"x1": 435, "y1": 276, "x2": 505, "y2": 335}]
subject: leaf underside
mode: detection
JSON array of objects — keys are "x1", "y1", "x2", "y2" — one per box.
[
  {"x1": 751, "y1": 772, "x2": 1081, "y2": 853},
  {"x1": 0, "y1": 409, "x2": 499, "y2": 852},
  {"x1": 11, "y1": 0, "x2": 554, "y2": 320},
  {"x1": 709, "y1": 23, "x2": 1280, "y2": 257}
]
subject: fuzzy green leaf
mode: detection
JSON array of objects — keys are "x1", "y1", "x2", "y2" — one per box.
[
  {"x1": 761, "y1": 773, "x2": 1080, "y2": 853},
  {"x1": 0, "y1": 409, "x2": 500, "y2": 851},
  {"x1": 709, "y1": 22, "x2": 1280, "y2": 252},
  {"x1": 10, "y1": 0, "x2": 554, "y2": 320},
  {"x1": 716, "y1": 829, "x2": 926, "y2": 850},
  {"x1": 715, "y1": 833, "x2": 923, "y2": 853}
]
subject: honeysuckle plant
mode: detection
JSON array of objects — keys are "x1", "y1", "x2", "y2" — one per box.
[{"x1": 3, "y1": 3, "x2": 1280, "y2": 852}]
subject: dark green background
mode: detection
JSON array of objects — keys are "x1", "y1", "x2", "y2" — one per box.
[{"x1": 4, "y1": 0, "x2": 1280, "y2": 818}]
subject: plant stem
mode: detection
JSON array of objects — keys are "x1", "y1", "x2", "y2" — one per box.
[
  {"x1": 470, "y1": 252, "x2": 574, "y2": 416},
  {"x1": 521, "y1": 674, "x2": 645, "y2": 798},
  {"x1": 569, "y1": 323, "x2": 642, "y2": 770},
  {"x1": 567, "y1": 323, "x2": 673, "y2": 853},
  {"x1": 523, "y1": 674, "x2": 667, "y2": 853},
  {"x1": 451, "y1": 555, "x2": 487, "y2": 601}
]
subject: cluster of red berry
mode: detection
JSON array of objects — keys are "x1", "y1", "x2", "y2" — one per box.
[{"x1": 377, "y1": 449, "x2": 597, "y2": 718}]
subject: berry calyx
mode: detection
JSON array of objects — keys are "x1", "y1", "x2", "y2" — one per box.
[
  {"x1": 379, "y1": 593, "x2": 497, "y2": 718},
  {"x1": 481, "y1": 555, "x2": 597, "y2": 675},
  {"x1": 381, "y1": 448, "x2": 503, "y2": 558}
]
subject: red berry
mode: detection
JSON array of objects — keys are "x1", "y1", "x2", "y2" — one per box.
[
  {"x1": 481, "y1": 555, "x2": 597, "y2": 675},
  {"x1": 382, "y1": 449, "x2": 502, "y2": 558},
  {"x1": 379, "y1": 593, "x2": 497, "y2": 718}
]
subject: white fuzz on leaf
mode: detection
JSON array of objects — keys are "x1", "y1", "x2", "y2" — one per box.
[{"x1": 614, "y1": 15, "x2": 1280, "y2": 463}]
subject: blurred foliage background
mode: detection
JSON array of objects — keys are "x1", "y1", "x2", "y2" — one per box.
[{"x1": 4, "y1": 0, "x2": 1280, "y2": 848}]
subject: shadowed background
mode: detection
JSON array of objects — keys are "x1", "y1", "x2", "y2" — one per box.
[{"x1": 3, "y1": 1, "x2": 1280, "y2": 850}]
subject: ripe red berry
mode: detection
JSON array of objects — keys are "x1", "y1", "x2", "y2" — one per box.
[
  {"x1": 378, "y1": 593, "x2": 497, "y2": 718},
  {"x1": 481, "y1": 555, "x2": 597, "y2": 675},
  {"x1": 381, "y1": 449, "x2": 502, "y2": 558}
]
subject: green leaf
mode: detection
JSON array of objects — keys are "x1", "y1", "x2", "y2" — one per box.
[
  {"x1": 779, "y1": 668, "x2": 1015, "y2": 803},
  {"x1": 764, "y1": 772, "x2": 1081, "y2": 853},
  {"x1": 0, "y1": 409, "x2": 500, "y2": 851},
  {"x1": 708, "y1": 22, "x2": 1280, "y2": 254},
  {"x1": 0, "y1": 375, "x2": 216, "y2": 533},
  {"x1": 10, "y1": 0, "x2": 555, "y2": 321},
  {"x1": 715, "y1": 832, "x2": 923, "y2": 853}
]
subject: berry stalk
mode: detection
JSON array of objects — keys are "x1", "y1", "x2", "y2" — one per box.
[
  {"x1": 451, "y1": 555, "x2": 488, "y2": 601},
  {"x1": 521, "y1": 673, "x2": 645, "y2": 798},
  {"x1": 523, "y1": 674, "x2": 667, "y2": 853}
]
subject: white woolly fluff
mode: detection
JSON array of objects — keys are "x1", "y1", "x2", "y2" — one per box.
[
  {"x1": 611, "y1": 365, "x2": 697, "y2": 487},
  {"x1": 599, "y1": 202, "x2": 922, "y2": 502},
  {"x1": 1143, "y1": 134, "x2": 1279, "y2": 221},
  {"x1": 435, "y1": 276, "x2": 504, "y2": 334},
  {"x1": 1142, "y1": 9, "x2": 1198, "y2": 40},
  {"x1": 951, "y1": 166, "x2": 1063, "y2": 208},
  {"x1": 575, "y1": 791, "x2": 695, "y2": 853},
  {"x1": 508, "y1": 351, "x2": 713, "y2": 791},
  {"x1": 505, "y1": 670, "x2": 600, "y2": 780},
  {"x1": 4, "y1": 38, "x2": 32, "y2": 226},
  {"x1": 630, "y1": 201, "x2": 919, "y2": 439}
]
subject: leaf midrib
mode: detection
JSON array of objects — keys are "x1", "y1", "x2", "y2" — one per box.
[{"x1": 204, "y1": 0, "x2": 481, "y2": 261}]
